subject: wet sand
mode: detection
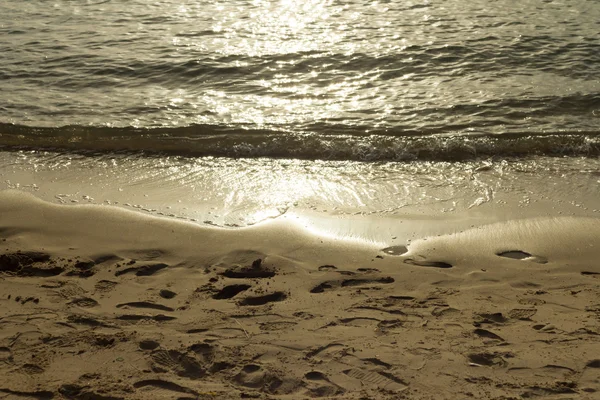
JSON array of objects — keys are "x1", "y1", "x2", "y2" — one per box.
[{"x1": 0, "y1": 190, "x2": 599, "y2": 399}]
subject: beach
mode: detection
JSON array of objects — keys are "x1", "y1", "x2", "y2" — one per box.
[
  {"x1": 1, "y1": 186, "x2": 598, "y2": 399},
  {"x1": 2, "y1": 0, "x2": 600, "y2": 398}
]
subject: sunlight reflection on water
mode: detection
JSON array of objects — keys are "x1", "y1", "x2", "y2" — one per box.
[{"x1": 1, "y1": 0, "x2": 599, "y2": 139}]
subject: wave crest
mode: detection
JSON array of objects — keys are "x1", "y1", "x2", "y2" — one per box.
[{"x1": 0, "y1": 123, "x2": 598, "y2": 161}]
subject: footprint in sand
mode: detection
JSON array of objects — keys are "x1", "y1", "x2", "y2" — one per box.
[
  {"x1": 496, "y1": 250, "x2": 547, "y2": 264},
  {"x1": 234, "y1": 364, "x2": 264, "y2": 388},
  {"x1": 117, "y1": 314, "x2": 176, "y2": 322},
  {"x1": 220, "y1": 258, "x2": 276, "y2": 279},
  {"x1": 305, "y1": 343, "x2": 346, "y2": 361},
  {"x1": 133, "y1": 379, "x2": 198, "y2": 397},
  {"x1": 259, "y1": 321, "x2": 297, "y2": 331},
  {"x1": 310, "y1": 277, "x2": 394, "y2": 294},
  {"x1": 238, "y1": 291, "x2": 287, "y2": 306},
  {"x1": 139, "y1": 340, "x2": 160, "y2": 351},
  {"x1": 66, "y1": 259, "x2": 97, "y2": 277},
  {"x1": 57, "y1": 282, "x2": 87, "y2": 300},
  {"x1": 212, "y1": 284, "x2": 252, "y2": 300},
  {"x1": 581, "y1": 271, "x2": 600, "y2": 278},
  {"x1": 150, "y1": 349, "x2": 205, "y2": 378},
  {"x1": 0, "y1": 389, "x2": 54, "y2": 399},
  {"x1": 473, "y1": 308, "x2": 537, "y2": 326},
  {"x1": 318, "y1": 265, "x2": 337, "y2": 271},
  {"x1": 0, "y1": 347, "x2": 12, "y2": 363},
  {"x1": 0, "y1": 252, "x2": 63, "y2": 277},
  {"x1": 189, "y1": 343, "x2": 216, "y2": 364},
  {"x1": 507, "y1": 308, "x2": 537, "y2": 320},
  {"x1": 94, "y1": 280, "x2": 118, "y2": 292},
  {"x1": 303, "y1": 371, "x2": 344, "y2": 397},
  {"x1": 585, "y1": 359, "x2": 600, "y2": 368},
  {"x1": 69, "y1": 297, "x2": 99, "y2": 308},
  {"x1": 293, "y1": 311, "x2": 315, "y2": 319},
  {"x1": 467, "y1": 352, "x2": 508, "y2": 367},
  {"x1": 18, "y1": 363, "x2": 45, "y2": 375},
  {"x1": 114, "y1": 263, "x2": 169, "y2": 277},
  {"x1": 116, "y1": 301, "x2": 174, "y2": 312},
  {"x1": 343, "y1": 368, "x2": 408, "y2": 392},
  {"x1": 233, "y1": 364, "x2": 284, "y2": 393},
  {"x1": 404, "y1": 258, "x2": 453, "y2": 269},
  {"x1": 159, "y1": 289, "x2": 177, "y2": 299},
  {"x1": 381, "y1": 245, "x2": 409, "y2": 256},
  {"x1": 67, "y1": 314, "x2": 113, "y2": 328},
  {"x1": 336, "y1": 316, "x2": 382, "y2": 327},
  {"x1": 473, "y1": 328, "x2": 505, "y2": 341}
]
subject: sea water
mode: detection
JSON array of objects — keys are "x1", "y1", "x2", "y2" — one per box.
[{"x1": 1, "y1": 0, "x2": 599, "y2": 234}]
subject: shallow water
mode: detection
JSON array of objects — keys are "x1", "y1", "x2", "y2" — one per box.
[
  {"x1": 1, "y1": 1, "x2": 599, "y2": 230},
  {"x1": 2, "y1": 151, "x2": 599, "y2": 236},
  {"x1": 1, "y1": 0, "x2": 599, "y2": 160}
]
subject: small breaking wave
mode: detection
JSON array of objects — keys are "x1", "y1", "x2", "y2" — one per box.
[{"x1": 0, "y1": 123, "x2": 598, "y2": 162}]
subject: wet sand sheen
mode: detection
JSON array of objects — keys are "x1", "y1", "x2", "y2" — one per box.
[{"x1": 0, "y1": 190, "x2": 599, "y2": 399}]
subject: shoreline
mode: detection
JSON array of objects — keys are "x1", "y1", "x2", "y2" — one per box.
[
  {"x1": 1, "y1": 190, "x2": 599, "y2": 399},
  {"x1": 2, "y1": 150, "x2": 600, "y2": 237}
]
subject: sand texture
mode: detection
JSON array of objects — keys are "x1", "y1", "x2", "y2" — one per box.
[{"x1": 0, "y1": 191, "x2": 599, "y2": 399}]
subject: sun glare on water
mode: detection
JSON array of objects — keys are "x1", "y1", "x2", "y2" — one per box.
[{"x1": 164, "y1": 0, "x2": 387, "y2": 128}]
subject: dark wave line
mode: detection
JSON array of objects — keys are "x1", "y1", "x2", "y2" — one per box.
[{"x1": 0, "y1": 123, "x2": 598, "y2": 162}]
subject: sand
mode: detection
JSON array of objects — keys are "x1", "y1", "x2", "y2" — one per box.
[{"x1": 0, "y1": 189, "x2": 599, "y2": 400}]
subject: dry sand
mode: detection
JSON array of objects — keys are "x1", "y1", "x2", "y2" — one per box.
[{"x1": 0, "y1": 190, "x2": 599, "y2": 399}]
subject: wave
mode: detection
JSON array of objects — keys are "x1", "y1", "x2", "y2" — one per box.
[
  {"x1": 4, "y1": 37, "x2": 599, "y2": 86},
  {"x1": 0, "y1": 123, "x2": 599, "y2": 162}
]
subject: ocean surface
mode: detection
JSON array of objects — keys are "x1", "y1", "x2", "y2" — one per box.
[
  {"x1": 1, "y1": 0, "x2": 599, "y2": 160},
  {"x1": 1, "y1": 0, "x2": 599, "y2": 230}
]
